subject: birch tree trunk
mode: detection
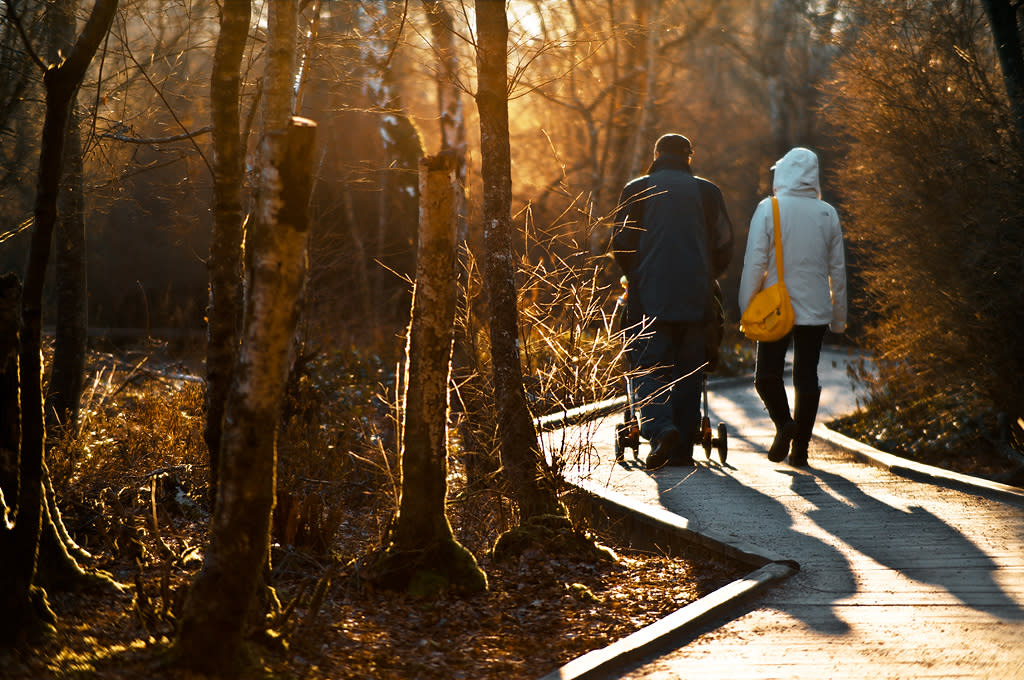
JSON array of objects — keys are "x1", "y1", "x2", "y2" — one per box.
[
  {"x1": 371, "y1": 151, "x2": 486, "y2": 595},
  {"x1": 475, "y1": 0, "x2": 562, "y2": 522},
  {"x1": 205, "y1": 0, "x2": 252, "y2": 505},
  {"x1": 0, "y1": 0, "x2": 118, "y2": 644},
  {"x1": 422, "y1": 0, "x2": 468, "y2": 242},
  {"x1": 175, "y1": 1, "x2": 316, "y2": 670},
  {"x1": 359, "y1": 0, "x2": 423, "y2": 325}
]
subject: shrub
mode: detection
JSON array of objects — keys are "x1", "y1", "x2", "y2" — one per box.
[{"x1": 825, "y1": 0, "x2": 1024, "y2": 450}]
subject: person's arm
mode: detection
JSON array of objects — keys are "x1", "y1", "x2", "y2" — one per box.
[
  {"x1": 710, "y1": 188, "x2": 734, "y2": 279},
  {"x1": 611, "y1": 178, "x2": 647, "y2": 275},
  {"x1": 827, "y1": 213, "x2": 848, "y2": 333},
  {"x1": 697, "y1": 179, "x2": 733, "y2": 279},
  {"x1": 737, "y1": 199, "x2": 771, "y2": 314}
]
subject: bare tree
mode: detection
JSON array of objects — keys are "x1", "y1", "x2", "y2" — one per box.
[
  {"x1": 359, "y1": 0, "x2": 424, "y2": 324},
  {"x1": 370, "y1": 151, "x2": 487, "y2": 594},
  {"x1": 0, "y1": 0, "x2": 118, "y2": 644},
  {"x1": 205, "y1": 0, "x2": 253, "y2": 504},
  {"x1": 475, "y1": 0, "x2": 561, "y2": 523},
  {"x1": 174, "y1": 0, "x2": 318, "y2": 671},
  {"x1": 422, "y1": 0, "x2": 468, "y2": 241},
  {"x1": 45, "y1": 0, "x2": 88, "y2": 440}
]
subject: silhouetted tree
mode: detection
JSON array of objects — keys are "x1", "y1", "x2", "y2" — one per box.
[
  {"x1": 45, "y1": 0, "x2": 88, "y2": 440},
  {"x1": 0, "y1": 0, "x2": 118, "y2": 644}
]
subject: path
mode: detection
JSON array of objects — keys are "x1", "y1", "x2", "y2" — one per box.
[{"x1": 544, "y1": 347, "x2": 1024, "y2": 679}]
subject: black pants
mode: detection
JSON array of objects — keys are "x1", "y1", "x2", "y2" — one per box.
[{"x1": 754, "y1": 325, "x2": 827, "y2": 426}]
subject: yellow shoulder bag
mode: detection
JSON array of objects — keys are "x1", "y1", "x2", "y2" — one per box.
[{"x1": 740, "y1": 196, "x2": 795, "y2": 342}]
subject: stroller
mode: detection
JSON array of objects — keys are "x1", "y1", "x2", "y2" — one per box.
[{"x1": 613, "y1": 279, "x2": 728, "y2": 463}]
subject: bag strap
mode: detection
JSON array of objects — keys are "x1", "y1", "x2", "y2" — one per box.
[{"x1": 771, "y1": 196, "x2": 785, "y2": 285}]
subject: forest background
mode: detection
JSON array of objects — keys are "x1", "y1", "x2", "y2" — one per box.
[
  {"x1": 1, "y1": 0, "x2": 1023, "y2": 677},
  {"x1": 2, "y1": 0, "x2": 1022, "y2": 423}
]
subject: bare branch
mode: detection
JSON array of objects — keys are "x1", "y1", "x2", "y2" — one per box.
[
  {"x1": 4, "y1": 0, "x2": 46, "y2": 72},
  {"x1": 112, "y1": 24, "x2": 213, "y2": 175},
  {"x1": 99, "y1": 124, "x2": 213, "y2": 144}
]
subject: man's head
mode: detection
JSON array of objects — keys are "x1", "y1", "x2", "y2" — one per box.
[{"x1": 654, "y1": 133, "x2": 692, "y2": 160}]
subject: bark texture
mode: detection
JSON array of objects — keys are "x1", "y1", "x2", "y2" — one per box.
[
  {"x1": 175, "y1": 3, "x2": 314, "y2": 670},
  {"x1": 176, "y1": 115, "x2": 316, "y2": 673},
  {"x1": 205, "y1": 0, "x2": 252, "y2": 504},
  {"x1": 475, "y1": 0, "x2": 561, "y2": 521},
  {"x1": 373, "y1": 152, "x2": 486, "y2": 595},
  {"x1": 422, "y1": 0, "x2": 467, "y2": 241}
]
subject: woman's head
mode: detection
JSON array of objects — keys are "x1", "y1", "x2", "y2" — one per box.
[{"x1": 772, "y1": 147, "x2": 821, "y2": 197}]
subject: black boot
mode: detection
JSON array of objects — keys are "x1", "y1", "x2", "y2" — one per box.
[
  {"x1": 755, "y1": 377, "x2": 794, "y2": 462},
  {"x1": 790, "y1": 387, "x2": 821, "y2": 467},
  {"x1": 646, "y1": 427, "x2": 681, "y2": 470},
  {"x1": 769, "y1": 421, "x2": 796, "y2": 463}
]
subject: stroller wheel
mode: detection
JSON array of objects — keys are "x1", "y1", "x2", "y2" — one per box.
[
  {"x1": 701, "y1": 416, "x2": 713, "y2": 459},
  {"x1": 716, "y1": 422, "x2": 728, "y2": 463},
  {"x1": 614, "y1": 423, "x2": 627, "y2": 461}
]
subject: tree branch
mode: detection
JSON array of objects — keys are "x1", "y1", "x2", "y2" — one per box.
[
  {"x1": 114, "y1": 31, "x2": 214, "y2": 174},
  {"x1": 4, "y1": 0, "x2": 46, "y2": 72},
  {"x1": 99, "y1": 124, "x2": 213, "y2": 144}
]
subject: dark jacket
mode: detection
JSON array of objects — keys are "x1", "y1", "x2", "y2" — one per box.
[{"x1": 611, "y1": 155, "x2": 733, "y2": 323}]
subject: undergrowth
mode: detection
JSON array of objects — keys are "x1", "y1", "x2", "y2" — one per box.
[{"x1": 829, "y1": 355, "x2": 1024, "y2": 486}]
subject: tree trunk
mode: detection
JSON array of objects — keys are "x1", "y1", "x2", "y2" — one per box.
[
  {"x1": 980, "y1": 0, "x2": 1024, "y2": 149},
  {"x1": 38, "y1": 0, "x2": 106, "y2": 592},
  {"x1": 46, "y1": 0, "x2": 88, "y2": 439},
  {"x1": 360, "y1": 0, "x2": 423, "y2": 325},
  {"x1": 0, "y1": 275, "x2": 19, "y2": 510},
  {"x1": 422, "y1": 0, "x2": 468, "y2": 243},
  {"x1": 475, "y1": 0, "x2": 562, "y2": 522},
  {"x1": 0, "y1": 0, "x2": 118, "y2": 645},
  {"x1": 205, "y1": 0, "x2": 252, "y2": 505},
  {"x1": 175, "y1": 3, "x2": 315, "y2": 671},
  {"x1": 0, "y1": 274, "x2": 50, "y2": 643},
  {"x1": 372, "y1": 151, "x2": 486, "y2": 595}
]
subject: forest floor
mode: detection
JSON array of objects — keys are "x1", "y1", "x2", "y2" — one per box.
[
  {"x1": 3, "y1": 343, "x2": 1018, "y2": 679},
  {"x1": 0, "y1": 347, "x2": 747, "y2": 679},
  {"x1": 3, "y1": 514, "x2": 747, "y2": 680}
]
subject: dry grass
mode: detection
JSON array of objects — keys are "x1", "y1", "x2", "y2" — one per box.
[{"x1": 0, "y1": 347, "x2": 746, "y2": 679}]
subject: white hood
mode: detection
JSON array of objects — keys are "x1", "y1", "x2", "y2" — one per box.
[{"x1": 772, "y1": 147, "x2": 821, "y2": 198}]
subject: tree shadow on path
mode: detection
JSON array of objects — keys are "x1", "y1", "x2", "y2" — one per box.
[
  {"x1": 651, "y1": 463, "x2": 858, "y2": 635},
  {"x1": 789, "y1": 467, "x2": 1024, "y2": 622}
]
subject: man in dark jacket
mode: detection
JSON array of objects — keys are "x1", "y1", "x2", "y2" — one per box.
[{"x1": 612, "y1": 133, "x2": 733, "y2": 469}]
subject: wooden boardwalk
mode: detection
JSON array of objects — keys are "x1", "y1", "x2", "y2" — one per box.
[{"x1": 549, "y1": 352, "x2": 1024, "y2": 679}]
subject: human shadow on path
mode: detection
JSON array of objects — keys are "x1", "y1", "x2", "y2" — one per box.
[
  {"x1": 650, "y1": 462, "x2": 858, "y2": 635},
  {"x1": 790, "y1": 467, "x2": 1024, "y2": 621}
]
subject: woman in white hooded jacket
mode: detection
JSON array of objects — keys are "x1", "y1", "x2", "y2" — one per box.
[{"x1": 738, "y1": 147, "x2": 847, "y2": 466}]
